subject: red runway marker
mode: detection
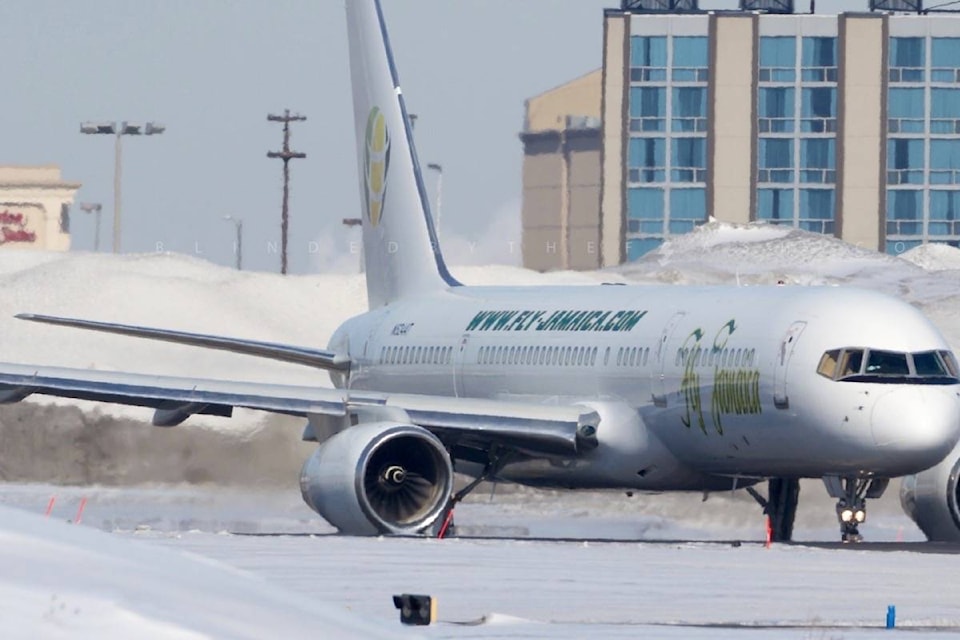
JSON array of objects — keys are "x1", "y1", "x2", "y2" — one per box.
[
  {"x1": 74, "y1": 497, "x2": 88, "y2": 525},
  {"x1": 44, "y1": 496, "x2": 56, "y2": 518}
]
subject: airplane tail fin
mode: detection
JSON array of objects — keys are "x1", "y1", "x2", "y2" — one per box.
[{"x1": 345, "y1": 0, "x2": 459, "y2": 308}]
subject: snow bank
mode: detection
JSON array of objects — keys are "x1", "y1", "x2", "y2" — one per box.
[{"x1": 0, "y1": 504, "x2": 400, "y2": 639}]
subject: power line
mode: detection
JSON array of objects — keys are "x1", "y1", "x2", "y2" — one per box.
[{"x1": 267, "y1": 109, "x2": 307, "y2": 275}]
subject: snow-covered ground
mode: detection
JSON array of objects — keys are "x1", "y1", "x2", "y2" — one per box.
[{"x1": 2, "y1": 222, "x2": 960, "y2": 637}]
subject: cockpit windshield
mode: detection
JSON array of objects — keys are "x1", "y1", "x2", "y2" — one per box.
[{"x1": 817, "y1": 348, "x2": 960, "y2": 384}]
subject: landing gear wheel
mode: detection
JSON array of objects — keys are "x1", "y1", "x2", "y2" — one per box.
[
  {"x1": 823, "y1": 476, "x2": 889, "y2": 544},
  {"x1": 745, "y1": 478, "x2": 800, "y2": 542}
]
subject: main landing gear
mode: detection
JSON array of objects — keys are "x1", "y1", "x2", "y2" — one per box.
[
  {"x1": 822, "y1": 476, "x2": 889, "y2": 543},
  {"x1": 746, "y1": 478, "x2": 801, "y2": 542},
  {"x1": 432, "y1": 446, "x2": 510, "y2": 539}
]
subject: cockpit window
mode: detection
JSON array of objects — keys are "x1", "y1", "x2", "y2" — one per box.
[
  {"x1": 819, "y1": 347, "x2": 960, "y2": 384},
  {"x1": 817, "y1": 349, "x2": 840, "y2": 379},
  {"x1": 865, "y1": 350, "x2": 909, "y2": 375},
  {"x1": 913, "y1": 351, "x2": 947, "y2": 377},
  {"x1": 940, "y1": 350, "x2": 959, "y2": 377},
  {"x1": 839, "y1": 349, "x2": 864, "y2": 377}
]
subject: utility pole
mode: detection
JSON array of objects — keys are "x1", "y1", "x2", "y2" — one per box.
[{"x1": 267, "y1": 109, "x2": 306, "y2": 275}]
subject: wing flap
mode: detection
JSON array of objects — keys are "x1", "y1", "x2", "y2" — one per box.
[{"x1": 17, "y1": 314, "x2": 350, "y2": 372}]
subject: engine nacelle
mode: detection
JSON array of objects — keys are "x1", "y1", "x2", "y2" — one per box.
[
  {"x1": 299, "y1": 422, "x2": 454, "y2": 536},
  {"x1": 900, "y1": 441, "x2": 960, "y2": 541}
]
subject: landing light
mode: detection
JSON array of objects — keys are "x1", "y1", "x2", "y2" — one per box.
[
  {"x1": 840, "y1": 508, "x2": 854, "y2": 522},
  {"x1": 854, "y1": 510, "x2": 866, "y2": 523}
]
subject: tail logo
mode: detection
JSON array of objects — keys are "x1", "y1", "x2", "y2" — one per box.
[{"x1": 363, "y1": 107, "x2": 391, "y2": 227}]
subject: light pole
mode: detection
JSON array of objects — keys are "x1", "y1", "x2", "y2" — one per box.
[
  {"x1": 78, "y1": 202, "x2": 102, "y2": 252},
  {"x1": 426, "y1": 163, "x2": 443, "y2": 235},
  {"x1": 80, "y1": 121, "x2": 165, "y2": 253},
  {"x1": 223, "y1": 215, "x2": 243, "y2": 270}
]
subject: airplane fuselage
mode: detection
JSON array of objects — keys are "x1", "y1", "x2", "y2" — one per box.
[{"x1": 333, "y1": 283, "x2": 960, "y2": 491}]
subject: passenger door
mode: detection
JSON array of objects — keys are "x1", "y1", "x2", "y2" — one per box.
[{"x1": 774, "y1": 321, "x2": 807, "y2": 409}]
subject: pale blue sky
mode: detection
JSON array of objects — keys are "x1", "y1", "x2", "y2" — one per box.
[{"x1": 2, "y1": 0, "x2": 866, "y2": 272}]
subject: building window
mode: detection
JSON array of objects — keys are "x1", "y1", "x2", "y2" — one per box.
[
  {"x1": 930, "y1": 191, "x2": 960, "y2": 236},
  {"x1": 629, "y1": 87, "x2": 665, "y2": 132},
  {"x1": 631, "y1": 36, "x2": 667, "y2": 82},
  {"x1": 627, "y1": 237, "x2": 663, "y2": 260},
  {"x1": 931, "y1": 88, "x2": 960, "y2": 134},
  {"x1": 760, "y1": 37, "x2": 796, "y2": 83},
  {"x1": 930, "y1": 139, "x2": 960, "y2": 185},
  {"x1": 759, "y1": 138, "x2": 794, "y2": 183},
  {"x1": 672, "y1": 36, "x2": 708, "y2": 82},
  {"x1": 672, "y1": 87, "x2": 706, "y2": 132},
  {"x1": 801, "y1": 87, "x2": 836, "y2": 133},
  {"x1": 671, "y1": 138, "x2": 706, "y2": 182},
  {"x1": 59, "y1": 203, "x2": 70, "y2": 233},
  {"x1": 669, "y1": 188, "x2": 706, "y2": 234},
  {"x1": 802, "y1": 37, "x2": 837, "y2": 82},
  {"x1": 629, "y1": 137, "x2": 666, "y2": 183},
  {"x1": 887, "y1": 190, "x2": 923, "y2": 235},
  {"x1": 627, "y1": 187, "x2": 665, "y2": 234},
  {"x1": 888, "y1": 139, "x2": 924, "y2": 185},
  {"x1": 889, "y1": 87, "x2": 925, "y2": 134},
  {"x1": 758, "y1": 189, "x2": 794, "y2": 223},
  {"x1": 800, "y1": 138, "x2": 835, "y2": 184},
  {"x1": 799, "y1": 189, "x2": 835, "y2": 234},
  {"x1": 890, "y1": 37, "x2": 925, "y2": 83},
  {"x1": 932, "y1": 37, "x2": 960, "y2": 83},
  {"x1": 759, "y1": 87, "x2": 794, "y2": 133}
]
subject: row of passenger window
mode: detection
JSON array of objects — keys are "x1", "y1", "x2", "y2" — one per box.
[
  {"x1": 380, "y1": 345, "x2": 453, "y2": 366},
  {"x1": 617, "y1": 346, "x2": 650, "y2": 367},
  {"x1": 676, "y1": 346, "x2": 757, "y2": 369},
  {"x1": 478, "y1": 345, "x2": 599, "y2": 367}
]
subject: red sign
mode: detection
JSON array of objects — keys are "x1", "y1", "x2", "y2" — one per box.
[{"x1": 0, "y1": 209, "x2": 36, "y2": 244}]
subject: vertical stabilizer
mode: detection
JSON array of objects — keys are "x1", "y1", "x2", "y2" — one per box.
[{"x1": 346, "y1": 0, "x2": 459, "y2": 308}]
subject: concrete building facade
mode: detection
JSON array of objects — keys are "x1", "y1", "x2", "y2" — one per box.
[
  {"x1": 521, "y1": 5, "x2": 960, "y2": 270},
  {"x1": 0, "y1": 166, "x2": 79, "y2": 251},
  {"x1": 520, "y1": 71, "x2": 603, "y2": 271}
]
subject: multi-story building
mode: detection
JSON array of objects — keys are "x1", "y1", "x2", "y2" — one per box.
[
  {"x1": 0, "y1": 166, "x2": 79, "y2": 251},
  {"x1": 520, "y1": 0, "x2": 960, "y2": 270},
  {"x1": 520, "y1": 70, "x2": 603, "y2": 271}
]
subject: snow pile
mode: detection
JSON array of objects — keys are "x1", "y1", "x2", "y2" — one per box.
[
  {"x1": 619, "y1": 220, "x2": 913, "y2": 286},
  {"x1": 0, "y1": 504, "x2": 399, "y2": 639},
  {"x1": 900, "y1": 242, "x2": 960, "y2": 271}
]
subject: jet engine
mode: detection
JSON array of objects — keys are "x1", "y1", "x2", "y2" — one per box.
[
  {"x1": 299, "y1": 422, "x2": 454, "y2": 536},
  {"x1": 900, "y1": 442, "x2": 960, "y2": 541}
]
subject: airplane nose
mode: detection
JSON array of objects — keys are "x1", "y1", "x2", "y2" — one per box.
[{"x1": 871, "y1": 387, "x2": 960, "y2": 467}]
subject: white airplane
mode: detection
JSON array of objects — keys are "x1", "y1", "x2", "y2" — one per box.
[{"x1": 2, "y1": 0, "x2": 960, "y2": 544}]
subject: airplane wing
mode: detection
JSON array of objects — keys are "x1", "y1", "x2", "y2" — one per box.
[
  {"x1": 0, "y1": 364, "x2": 598, "y2": 457},
  {"x1": 16, "y1": 314, "x2": 350, "y2": 372}
]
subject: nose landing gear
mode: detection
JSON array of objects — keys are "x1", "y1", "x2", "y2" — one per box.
[{"x1": 823, "y1": 476, "x2": 889, "y2": 543}]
